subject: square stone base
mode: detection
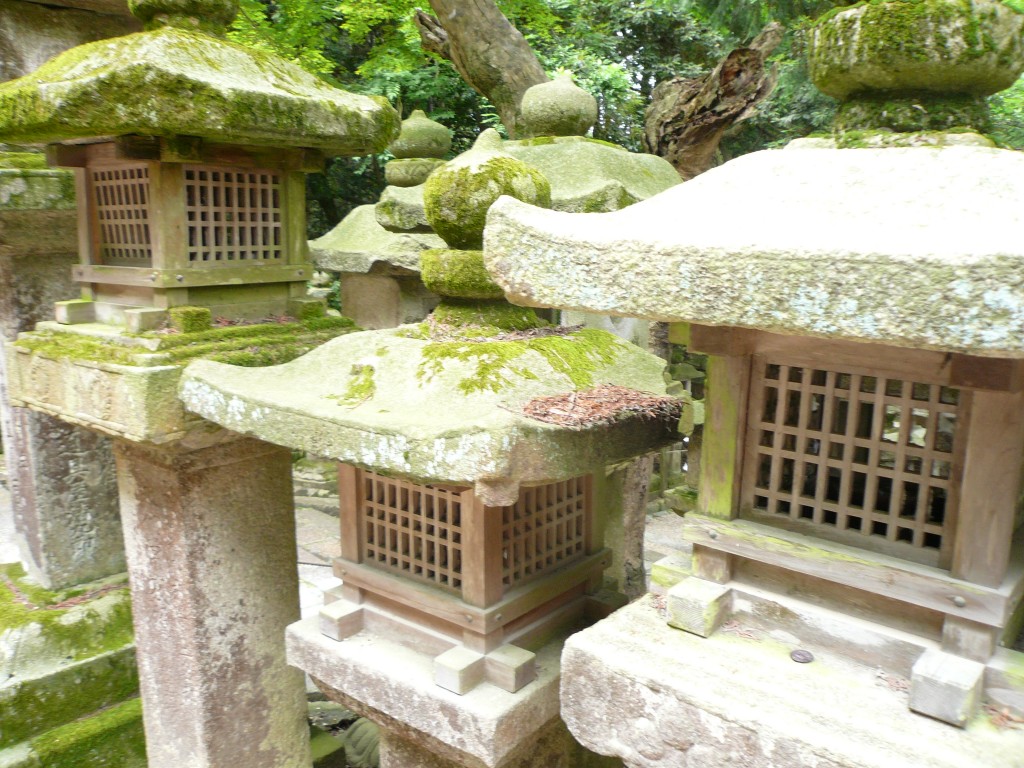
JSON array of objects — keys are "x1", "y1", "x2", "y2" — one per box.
[{"x1": 560, "y1": 597, "x2": 1024, "y2": 768}]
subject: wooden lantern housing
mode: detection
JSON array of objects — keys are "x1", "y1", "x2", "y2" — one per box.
[
  {"x1": 49, "y1": 138, "x2": 321, "y2": 329},
  {"x1": 677, "y1": 325, "x2": 1024, "y2": 701},
  {"x1": 324, "y1": 464, "x2": 615, "y2": 694}
]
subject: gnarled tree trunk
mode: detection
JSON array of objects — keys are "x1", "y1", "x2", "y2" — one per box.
[
  {"x1": 414, "y1": 0, "x2": 548, "y2": 138},
  {"x1": 643, "y1": 22, "x2": 785, "y2": 180}
]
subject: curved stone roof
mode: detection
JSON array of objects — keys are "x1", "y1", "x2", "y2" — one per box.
[
  {"x1": 484, "y1": 144, "x2": 1024, "y2": 357},
  {"x1": 180, "y1": 327, "x2": 677, "y2": 503},
  {"x1": 0, "y1": 27, "x2": 399, "y2": 154},
  {"x1": 309, "y1": 205, "x2": 443, "y2": 275}
]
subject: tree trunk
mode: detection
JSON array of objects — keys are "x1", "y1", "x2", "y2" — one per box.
[
  {"x1": 642, "y1": 22, "x2": 785, "y2": 180},
  {"x1": 414, "y1": 0, "x2": 548, "y2": 138}
]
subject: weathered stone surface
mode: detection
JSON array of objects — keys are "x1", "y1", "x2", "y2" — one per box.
[
  {"x1": 0, "y1": 161, "x2": 124, "y2": 590},
  {"x1": 484, "y1": 145, "x2": 1024, "y2": 357},
  {"x1": 309, "y1": 204, "x2": 443, "y2": 275},
  {"x1": 0, "y1": 25, "x2": 398, "y2": 153},
  {"x1": 561, "y1": 598, "x2": 1024, "y2": 768},
  {"x1": 807, "y1": 0, "x2": 1024, "y2": 100},
  {"x1": 288, "y1": 617, "x2": 565, "y2": 768},
  {"x1": 114, "y1": 435, "x2": 310, "y2": 768},
  {"x1": 520, "y1": 74, "x2": 597, "y2": 138},
  {"x1": 180, "y1": 326, "x2": 678, "y2": 492},
  {"x1": 375, "y1": 136, "x2": 679, "y2": 233},
  {"x1": 389, "y1": 109, "x2": 451, "y2": 159},
  {"x1": 0, "y1": 0, "x2": 139, "y2": 83}
]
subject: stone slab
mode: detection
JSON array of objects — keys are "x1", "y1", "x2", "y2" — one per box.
[
  {"x1": 485, "y1": 145, "x2": 1024, "y2": 357},
  {"x1": 561, "y1": 597, "x2": 1024, "y2": 768},
  {"x1": 287, "y1": 616, "x2": 564, "y2": 768}
]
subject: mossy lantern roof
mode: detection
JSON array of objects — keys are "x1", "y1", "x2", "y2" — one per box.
[
  {"x1": 484, "y1": 144, "x2": 1024, "y2": 358},
  {"x1": 0, "y1": 1, "x2": 399, "y2": 154}
]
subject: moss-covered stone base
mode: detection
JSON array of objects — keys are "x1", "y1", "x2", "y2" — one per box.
[
  {"x1": 835, "y1": 92, "x2": 990, "y2": 132},
  {"x1": 429, "y1": 300, "x2": 541, "y2": 332},
  {"x1": 419, "y1": 249, "x2": 504, "y2": 300}
]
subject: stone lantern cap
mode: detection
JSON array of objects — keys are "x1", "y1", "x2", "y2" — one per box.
[
  {"x1": 180, "y1": 326, "x2": 681, "y2": 504},
  {"x1": 484, "y1": 144, "x2": 1024, "y2": 357},
  {"x1": 309, "y1": 204, "x2": 444, "y2": 275},
  {"x1": 0, "y1": 4, "x2": 398, "y2": 154}
]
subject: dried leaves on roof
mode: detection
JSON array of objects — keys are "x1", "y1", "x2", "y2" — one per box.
[{"x1": 521, "y1": 384, "x2": 684, "y2": 429}]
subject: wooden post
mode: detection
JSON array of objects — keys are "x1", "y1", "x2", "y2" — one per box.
[
  {"x1": 338, "y1": 463, "x2": 362, "y2": 564},
  {"x1": 460, "y1": 490, "x2": 504, "y2": 608}
]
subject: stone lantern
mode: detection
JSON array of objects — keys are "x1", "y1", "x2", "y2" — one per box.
[
  {"x1": 0, "y1": 2, "x2": 399, "y2": 767},
  {"x1": 180, "y1": 127, "x2": 685, "y2": 767},
  {"x1": 483, "y1": 1, "x2": 1024, "y2": 764}
]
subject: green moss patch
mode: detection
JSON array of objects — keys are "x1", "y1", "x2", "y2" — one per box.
[
  {"x1": 329, "y1": 364, "x2": 376, "y2": 407},
  {"x1": 417, "y1": 327, "x2": 625, "y2": 394},
  {"x1": 30, "y1": 697, "x2": 146, "y2": 768},
  {"x1": 420, "y1": 249, "x2": 504, "y2": 299},
  {"x1": 168, "y1": 306, "x2": 213, "y2": 334},
  {"x1": 430, "y1": 300, "x2": 541, "y2": 331},
  {"x1": 835, "y1": 92, "x2": 989, "y2": 132},
  {"x1": 0, "y1": 152, "x2": 47, "y2": 170},
  {"x1": 15, "y1": 316, "x2": 356, "y2": 368}
]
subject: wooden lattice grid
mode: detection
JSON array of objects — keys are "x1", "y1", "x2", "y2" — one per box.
[
  {"x1": 742, "y1": 358, "x2": 961, "y2": 567},
  {"x1": 359, "y1": 472, "x2": 465, "y2": 592},
  {"x1": 501, "y1": 477, "x2": 589, "y2": 589},
  {"x1": 184, "y1": 165, "x2": 282, "y2": 265},
  {"x1": 91, "y1": 165, "x2": 152, "y2": 266}
]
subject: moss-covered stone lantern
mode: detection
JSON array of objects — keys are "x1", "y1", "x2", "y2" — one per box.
[
  {"x1": 483, "y1": 2, "x2": 1024, "y2": 763},
  {"x1": 180, "y1": 127, "x2": 685, "y2": 767},
  {"x1": 0, "y1": 0, "x2": 398, "y2": 332},
  {"x1": 0, "y1": 4, "x2": 399, "y2": 768}
]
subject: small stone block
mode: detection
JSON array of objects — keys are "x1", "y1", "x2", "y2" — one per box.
[
  {"x1": 434, "y1": 646, "x2": 485, "y2": 694},
  {"x1": 650, "y1": 554, "x2": 692, "y2": 594},
  {"x1": 124, "y1": 307, "x2": 168, "y2": 333},
  {"x1": 319, "y1": 601, "x2": 363, "y2": 641},
  {"x1": 484, "y1": 644, "x2": 536, "y2": 693},
  {"x1": 54, "y1": 299, "x2": 95, "y2": 325},
  {"x1": 666, "y1": 577, "x2": 732, "y2": 638},
  {"x1": 910, "y1": 648, "x2": 984, "y2": 727},
  {"x1": 288, "y1": 297, "x2": 327, "y2": 321}
]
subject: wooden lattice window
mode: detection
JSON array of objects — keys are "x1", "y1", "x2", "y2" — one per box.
[
  {"x1": 184, "y1": 166, "x2": 282, "y2": 265},
  {"x1": 501, "y1": 478, "x2": 589, "y2": 589},
  {"x1": 743, "y1": 359, "x2": 961, "y2": 567},
  {"x1": 91, "y1": 165, "x2": 152, "y2": 266},
  {"x1": 359, "y1": 472, "x2": 464, "y2": 592}
]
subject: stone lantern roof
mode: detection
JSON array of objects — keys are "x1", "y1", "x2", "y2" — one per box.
[
  {"x1": 0, "y1": 0, "x2": 398, "y2": 154},
  {"x1": 485, "y1": 144, "x2": 1024, "y2": 357}
]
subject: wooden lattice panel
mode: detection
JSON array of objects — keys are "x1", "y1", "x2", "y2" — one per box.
[
  {"x1": 502, "y1": 478, "x2": 589, "y2": 589},
  {"x1": 744, "y1": 360, "x2": 960, "y2": 566},
  {"x1": 91, "y1": 166, "x2": 152, "y2": 266},
  {"x1": 184, "y1": 166, "x2": 282, "y2": 265},
  {"x1": 359, "y1": 471, "x2": 464, "y2": 592}
]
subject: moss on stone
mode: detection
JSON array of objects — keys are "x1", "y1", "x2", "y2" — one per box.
[
  {"x1": 417, "y1": 327, "x2": 625, "y2": 394},
  {"x1": 30, "y1": 697, "x2": 146, "y2": 768},
  {"x1": 808, "y1": 0, "x2": 1024, "y2": 100},
  {"x1": 835, "y1": 92, "x2": 990, "y2": 131},
  {"x1": 0, "y1": 152, "x2": 47, "y2": 169},
  {"x1": 0, "y1": 27, "x2": 399, "y2": 153},
  {"x1": 15, "y1": 316, "x2": 356, "y2": 368},
  {"x1": 423, "y1": 131, "x2": 551, "y2": 250},
  {"x1": 168, "y1": 305, "x2": 213, "y2": 334},
  {"x1": 430, "y1": 300, "x2": 541, "y2": 331},
  {"x1": 419, "y1": 249, "x2": 504, "y2": 299},
  {"x1": 330, "y1": 364, "x2": 376, "y2": 406}
]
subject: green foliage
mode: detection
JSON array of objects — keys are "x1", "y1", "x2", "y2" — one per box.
[{"x1": 991, "y1": 73, "x2": 1024, "y2": 149}]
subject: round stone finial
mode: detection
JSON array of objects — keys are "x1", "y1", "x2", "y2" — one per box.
[
  {"x1": 128, "y1": 0, "x2": 238, "y2": 32},
  {"x1": 423, "y1": 128, "x2": 551, "y2": 251},
  {"x1": 389, "y1": 110, "x2": 452, "y2": 159},
  {"x1": 520, "y1": 74, "x2": 598, "y2": 138}
]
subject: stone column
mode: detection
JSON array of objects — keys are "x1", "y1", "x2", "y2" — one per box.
[
  {"x1": 113, "y1": 434, "x2": 311, "y2": 768},
  {"x1": 0, "y1": 160, "x2": 124, "y2": 588}
]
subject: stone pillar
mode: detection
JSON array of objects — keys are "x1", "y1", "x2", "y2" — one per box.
[
  {"x1": 113, "y1": 434, "x2": 311, "y2": 768},
  {"x1": 0, "y1": 160, "x2": 124, "y2": 588}
]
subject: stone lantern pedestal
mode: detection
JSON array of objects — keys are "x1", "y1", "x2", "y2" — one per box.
[{"x1": 0, "y1": 0, "x2": 399, "y2": 764}]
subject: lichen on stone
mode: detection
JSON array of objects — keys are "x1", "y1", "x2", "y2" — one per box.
[{"x1": 419, "y1": 249, "x2": 505, "y2": 299}]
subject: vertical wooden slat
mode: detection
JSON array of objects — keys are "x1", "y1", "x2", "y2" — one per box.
[
  {"x1": 698, "y1": 352, "x2": 753, "y2": 520},
  {"x1": 338, "y1": 463, "x2": 361, "y2": 563}
]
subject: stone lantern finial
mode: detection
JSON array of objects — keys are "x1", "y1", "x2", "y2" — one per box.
[
  {"x1": 520, "y1": 73, "x2": 598, "y2": 138},
  {"x1": 807, "y1": 0, "x2": 1024, "y2": 137},
  {"x1": 385, "y1": 109, "x2": 452, "y2": 187}
]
